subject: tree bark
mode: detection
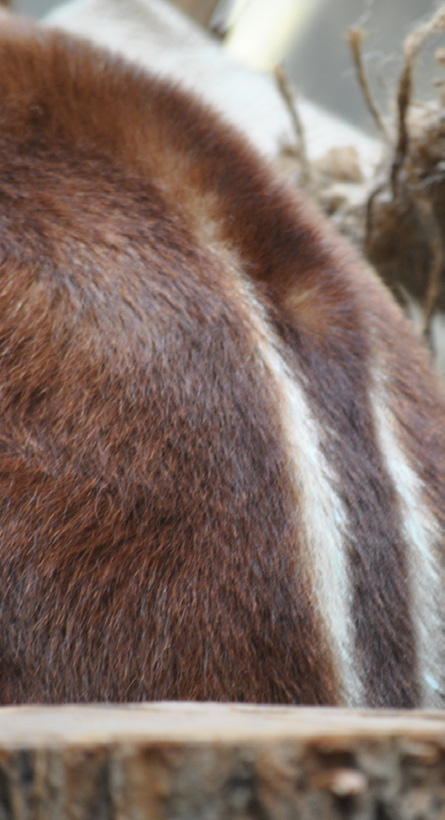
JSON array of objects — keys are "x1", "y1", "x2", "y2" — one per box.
[{"x1": 0, "y1": 703, "x2": 444, "y2": 819}]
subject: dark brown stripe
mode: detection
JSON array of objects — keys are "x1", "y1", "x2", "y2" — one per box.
[
  {"x1": 255, "y1": 312, "x2": 421, "y2": 707},
  {"x1": 265, "y1": 298, "x2": 420, "y2": 708}
]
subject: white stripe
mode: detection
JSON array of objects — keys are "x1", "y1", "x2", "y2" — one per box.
[
  {"x1": 371, "y1": 378, "x2": 444, "y2": 707},
  {"x1": 233, "y1": 277, "x2": 364, "y2": 705},
  {"x1": 180, "y1": 214, "x2": 364, "y2": 703}
]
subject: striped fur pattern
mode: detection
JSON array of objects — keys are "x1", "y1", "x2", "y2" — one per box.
[{"x1": 0, "y1": 16, "x2": 443, "y2": 707}]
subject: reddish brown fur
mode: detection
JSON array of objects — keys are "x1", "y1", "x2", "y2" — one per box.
[{"x1": 0, "y1": 16, "x2": 443, "y2": 706}]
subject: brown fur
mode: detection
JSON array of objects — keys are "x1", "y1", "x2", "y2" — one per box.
[{"x1": 0, "y1": 16, "x2": 443, "y2": 706}]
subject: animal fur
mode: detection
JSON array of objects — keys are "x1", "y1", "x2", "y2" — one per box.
[{"x1": 0, "y1": 14, "x2": 443, "y2": 707}]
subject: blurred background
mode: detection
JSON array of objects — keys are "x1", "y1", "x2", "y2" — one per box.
[{"x1": 7, "y1": 0, "x2": 443, "y2": 132}]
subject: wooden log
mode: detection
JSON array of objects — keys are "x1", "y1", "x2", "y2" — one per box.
[{"x1": 0, "y1": 703, "x2": 444, "y2": 818}]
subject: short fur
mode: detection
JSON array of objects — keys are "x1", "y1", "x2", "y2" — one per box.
[{"x1": 0, "y1": 16, "x2": 443, "y2": 706}]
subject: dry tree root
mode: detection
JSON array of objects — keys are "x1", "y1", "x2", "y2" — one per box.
[
  {"x1": 276, "y1": 7, "x2": 445, "y2": 361},
  {"x1": 359, "y1": 7, "x2": 445, "y2": 342},
  {"x1": 274, "y1": 66, "x2": 313, "y2": 189},
  {"x1": 274, "y1": 66, "x2": 367, "y2": 247},
  {"x1": 344, "y1": 27, "x2": 390, "y2": 142}
]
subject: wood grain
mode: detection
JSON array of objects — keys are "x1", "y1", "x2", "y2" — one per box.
[{"x1": 0, "y1": 703, "x2": 443, "y2": 818}]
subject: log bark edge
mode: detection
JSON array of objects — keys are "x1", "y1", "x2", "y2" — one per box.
[{"x1": 0, "y1": 703, "x2": 443, "y2": 819}]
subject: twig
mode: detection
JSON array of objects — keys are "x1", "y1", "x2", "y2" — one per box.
[
  {"x1": 274, "y1": 66, "x2": 312, "y2": 187},
  {"x1": 422, "y1": 207, "x2": 443, "y2": 343},
  {"x1": 392, "y1": 7, "x2": 445, "y2": 192},
  {"x1": 345, "y1": 28, "x2": 389, "y2": 140}
]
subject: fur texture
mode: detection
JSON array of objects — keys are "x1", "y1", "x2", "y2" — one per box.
[{"x1": 0, "y1": 16, "x2": 443, "y2": 706}]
